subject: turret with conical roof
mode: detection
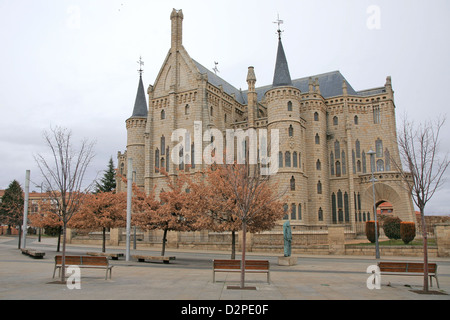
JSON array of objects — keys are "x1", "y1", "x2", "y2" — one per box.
[
  {"x1": 125, "y1": 69, "x2": 148, "y2": 189},
  {"x1": 272, "y1": 37, "x2": 293, "y2": 88}
]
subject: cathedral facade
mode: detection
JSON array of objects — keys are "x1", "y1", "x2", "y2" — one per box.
[{"x1": 117, "y1": 9, "x2": 415, "y2": 234}]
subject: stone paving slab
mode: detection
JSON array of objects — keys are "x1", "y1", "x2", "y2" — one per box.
[{"x1": 1, "y1": 236, "x2": 449, "y2": 304}]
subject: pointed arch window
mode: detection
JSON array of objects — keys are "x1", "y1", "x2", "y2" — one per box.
[
  {"x1": 283, "y1": 204, "x2": 289, "y2": 220},
  {"x1": 314, "y1": 112, "x2": 319, "y2": 121},
  {"x1": 166, "y1": 147, "x2": 170, "y2": 172},
  {"x1": 377, "y1": 159, "x2": 384, "y2": 172},
  {"x1": 155, "y1": 149, "x2": 160, "y2": 173},
  {"x1": 334, "y1": 141, "x2": 340, "y2": 159},
  {"x1": 285, "y1": 151, "x2": 291, "y2": 167},
  {"x1": 279, "y1": 152, "x2": 283, "y2": 168},
  {"x1": 385, "y1": 149, "x2": 391, "y2": 171},
  {"x1": 291, "y1": 204, "x2": 296, "y2": 220},
  {"x1": 298, "y1": 204, "x2": 302, "y2": 220},
  {"x1": 287, "y1": 101, "x2": 293, "y2": 111},
  {"x1": 185, "y1": 104, "x2": 190, "y2": 115},
  {"x1": 161, "y1": 109, "x2": 165, "y2": 120},
  {"x1": 354, "y1": 115, "x2": 359, "y2": 125},
  {"x1": 161, "y1": 136, "x2": 165, "y2": 155},
  {"x1": 293, "y1": 151, "x2": 298, "y2": 167},
  {"x1": 344, "y1": 192, "x2": 349, "y2": 222},
  {"x1": 356, "y1": 140, "x2": 361, "y2": 158},
  {"x1": 315, "y1": 133, "x2": 320, "y2": 145},
  {"x1": 317, "y1": 180, "x2": 322, "y2": 194},
  {"x1": 352, "y1": 150, "x2": 356, "y2": 174},
  {"x1": 376, "y1": 138, "x2": 383, "y2": 157},
  {"x1": 316, "y1": 159, "x2": 321, "y2": 171},
  {"x1": 330, "y1": 152, "x2": 335, "y2": 175},
  {"x1": 362, "y1": 151, "x2": 367, "y2": 173},
  {"x1": 179, "y1": 147, "x2": 184, "y2": 171},
  {"x1": 290, "y1": 176, "x2": 295, "y2": 191},
  {"x1": 318, "y1": 207, "x2": 323, "y2": 221},
  {"x1": 191, "y1": 143, "x2": 195, "y2": 169},
  {"x1": 288, "y1": 125, "x2": 294, "y2": 137},
  {"x1": 337, "y1": 190, "x2": 343, "y2": 222},
  {"x1": 342, "y1": 151, "x2": 346, "y2": 175},
  {"x1": 335, "y1": 161, "x2": 341, "y2": 177},
  {"x1": 331, "y1": 193, "x2": 337, "y2": 223},
  {"x1": 333, "y1": 116, "x2": 338, "y2": 125}
]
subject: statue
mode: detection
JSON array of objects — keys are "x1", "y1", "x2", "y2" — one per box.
[{"x1": 283, "y1": 220, "x2": 292, "y2": 257}]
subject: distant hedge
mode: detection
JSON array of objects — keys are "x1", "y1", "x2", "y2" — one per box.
[
  {"x1": 400, "y1": 222, "x2": 416, "y2": 244},
  {"x1": 365, "y1": 221, "x2": 380, "y2": 243},
  {"x1": 383, "y1": 216, "x2": 402, "y2": 240}
]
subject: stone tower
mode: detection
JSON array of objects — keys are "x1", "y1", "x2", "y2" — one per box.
[
  {"x1": 265, "y1": 33, "x2": 304, "y2": 224},
  {"x1": 124, "y1": 72, "x2": 148, "y2": 189}
]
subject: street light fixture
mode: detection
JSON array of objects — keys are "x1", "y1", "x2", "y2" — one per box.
[{"x1": 367, "y1": 149, "x2": 380, "y2": 260}]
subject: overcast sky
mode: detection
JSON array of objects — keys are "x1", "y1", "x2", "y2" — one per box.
[{"x1": 0, "y1": 0, "x2": 449, "y2": 215}]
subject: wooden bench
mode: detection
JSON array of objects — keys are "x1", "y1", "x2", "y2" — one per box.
[
  {"x1": 378, "y1": 261, "x2": 439, "y2": 288},
  {"x1": 20, "y1": 248, "x2": 45, "y2": 259},
  {"x1": 212, "y1": 259, "x2": 270, "y2": 284},
  {"x1": 53, "y1": 255, "x2": 113, "y2": 280},
  {"x1": 86, "y1": 252, "x2": 124, "y2": 260},
  {"x1": 132, "y1": 255, "x2": 176, "y2": 264}
]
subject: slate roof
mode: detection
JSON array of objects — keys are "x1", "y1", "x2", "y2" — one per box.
[
  {"x1": 272, "y1": 39, "x2": 293, "y2": 88},
  {"x1": 130, "y1": 74, "x2": 148, "y2": 118},
  {"x1": 193, "y1": 59, "x2": 246, "y2": 104}
]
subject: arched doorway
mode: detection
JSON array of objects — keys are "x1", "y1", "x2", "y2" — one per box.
[{"x1": 361, "y1": 182, "x2": 414, "y2": 223}]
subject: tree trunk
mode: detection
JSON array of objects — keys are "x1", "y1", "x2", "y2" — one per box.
[
  {"x1": 161, "y1": 228, "x2": 168, "y2": 256},
  {"x1": 231, "y1": 231, "x2": 236, "y2": 260},
  {"x1": 18, "y1": 225, "x2": 22, "y2": 249},
  {"x1": 60, "y1": 222, "x2": 67, "y2": 282},
  {"x1": 56, "y1": 226, "x2": 61, "y2": 252},
  {"x1": 240, "y1": 222, "x2": 247, "y2": 289},
  {"x1": 102, "y1": 227, "x2": 106, "y2": 253},
  {"x1": 420, "y1": 208, "x2": 429, "y2": 292}
]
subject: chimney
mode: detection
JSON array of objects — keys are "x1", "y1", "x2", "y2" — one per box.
[{"x1": 170, "y1": 9, "x2": 183, "y2": 50}]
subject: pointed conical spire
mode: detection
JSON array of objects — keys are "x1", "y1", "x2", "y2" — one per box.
[
  {"x1": 131, "y1": 74, "x2": 148, "y2": 118},
  {"x1": 272, "y1": 36, "x2": 292, "y2": 88}
]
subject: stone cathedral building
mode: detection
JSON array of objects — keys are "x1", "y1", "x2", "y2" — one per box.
[{"x1": 117, "y1": 9, "x2": 415, "y2": 243}]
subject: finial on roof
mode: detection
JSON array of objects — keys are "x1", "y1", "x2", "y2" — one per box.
[
  {"x1": 273, "y1": 14, "x2": 284, "y2": 40},
  {"x1": 137, "y1": 56, "x2": 144, "y2": 76}
]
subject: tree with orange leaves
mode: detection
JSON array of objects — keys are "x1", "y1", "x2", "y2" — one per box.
[
  {"x1": 188, "y1": 163, "x2": 285, "y2": 287},
  {"x1": 132, "y1": 169, "x2": 200, "y2": 256},
  {"x1": 29, "y1": 196, "x2": 63, "y2": 250},
  {"x1": 69, "y1": 191, "x2": 127, "y2": 252}
]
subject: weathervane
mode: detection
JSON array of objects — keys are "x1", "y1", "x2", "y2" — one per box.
[
  {"x1": 213, "y1": 61, "x2": 219, "y2": 75},
  {"x1": 273, "y1": 14, "x2": 284, "y2": 40},
  {"x1": 137, "y1": 56, "x2": 144, "y2": 75}
]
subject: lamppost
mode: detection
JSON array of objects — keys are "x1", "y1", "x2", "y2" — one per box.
[
  {"x1": 126, "y1": 158, "x2": 133, "y2": 261},
  {"x1": 367, "y1": 150, "x2": 380, "y2": 260}
]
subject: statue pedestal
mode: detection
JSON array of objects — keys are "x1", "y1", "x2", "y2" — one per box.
[{"x1": 278, "y1": 256, "x2": 297, "y2": 266}]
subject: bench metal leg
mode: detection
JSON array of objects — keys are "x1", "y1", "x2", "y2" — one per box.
[{"x1": 432, "y1": 275, "x2": 440, "y2": 289}]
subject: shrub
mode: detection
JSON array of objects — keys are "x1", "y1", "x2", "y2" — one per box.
[
  {"x1": 382, "y1": 216, "x2": 402, "y2": 240},
  {"x1": 365, "y1": 221, "x2": 380, "y2": 243},
  {"x1": 400, "y1": 222, "x2": 416, "y2": 244}
]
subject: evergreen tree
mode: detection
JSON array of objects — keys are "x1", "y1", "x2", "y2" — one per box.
[
  {"x1": 0, "y1": 180, "x2": 24, "y2": 246},
  {"x1": 95, "y1": 157, "x2": 116, "y2": 193}
]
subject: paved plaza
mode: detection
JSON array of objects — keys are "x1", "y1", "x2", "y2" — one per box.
[{"x1": 1, "y1": 235, "x2": 449, "y2": 302}]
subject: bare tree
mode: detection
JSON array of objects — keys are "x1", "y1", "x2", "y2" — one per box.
[
  {"x1": 395, "y1": 115, "x2": 449, "y2": 292},
  {"x1": 34, "y1": 126, "x2": 95, "y2": 282},
  {"x1": 223, "y1": 163, "x2": 285, "y2": 289}
]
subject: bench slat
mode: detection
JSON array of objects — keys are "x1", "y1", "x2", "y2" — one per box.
[
  {"x1": 377, "y1": 261, "x2": 439, "y2": 288},
  {"x1": 53, "y1": 255, "x2": 112, "y2": 280},
  {"x1": 212, "y1": 259, "x2": 270, "y2": 284}
]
